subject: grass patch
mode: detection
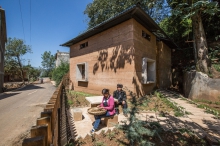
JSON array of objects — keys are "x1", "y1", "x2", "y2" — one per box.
[
  {"x1": 193, "y1": 99, "x2": 220, "y2": 105},
  {"x1": 213, "y1": 64, "x2": 220, "y2": 72},
  {"x1": 67, "y1": 90, "x2": 97, "y2": 97},
  {"x1": 67, "y1": 100, "x2": 73, "y2": 105},
  {"x1": 155, "y1": 91, "x2": 188, "y2": 117},
  {"x1": 130, "y1": 90, "x2": 189, "y2": 117},
  {"x1": 127, "y1": 95, "x2": 174, "y2": 114},
  {"x1": 66, "y1": 90, "x2": 99, "y2": 107}
]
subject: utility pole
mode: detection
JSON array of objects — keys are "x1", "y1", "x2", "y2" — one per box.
[{"x1": 28, "y1": 59, "x2": 30, "y2": 83}]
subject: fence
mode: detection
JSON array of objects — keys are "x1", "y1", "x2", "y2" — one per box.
[{"x1": 22, "y1": 74, "x2": 75, "y2": 146}]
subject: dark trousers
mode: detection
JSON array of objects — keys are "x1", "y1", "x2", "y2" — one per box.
[{"x1": 115, "y1": 101, "x2": 127, "y2": 114}]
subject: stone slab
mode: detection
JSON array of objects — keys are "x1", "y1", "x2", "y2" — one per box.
[
  {"x1": 85, "y1": 96, "x2": 118, "y2": 105},
  {"x1": 85, "y1": 96, "x2": 104, "y2": 104}
]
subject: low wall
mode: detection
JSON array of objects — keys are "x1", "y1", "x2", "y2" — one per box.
[{"x1": 183, "y1": 71, "x2": 220, "y2": 101}]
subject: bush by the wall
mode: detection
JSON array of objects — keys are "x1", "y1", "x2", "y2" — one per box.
[{"x1": 52, "y1": 62, "x2": 69, "y2": 86}]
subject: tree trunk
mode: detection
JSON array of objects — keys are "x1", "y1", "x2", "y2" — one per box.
[
  {"x1": 17, "y1": 56, "x2": 25, "y2": 84},
  {"x1": 192, "y1": 13, "x2": 211, "y2": 74}
]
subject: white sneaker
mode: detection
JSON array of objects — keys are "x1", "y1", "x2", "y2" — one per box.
[{"x1": 90, "y1": 128, "x2": 95, "y2": 134}]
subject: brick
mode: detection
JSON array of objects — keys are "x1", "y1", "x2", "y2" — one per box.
[
  {"x1": 37, "y1": 117, "x2": 51, "y2": 145},
  {"x1": 46, "y1": 104, "x2": 54, "y2": 108},
  {"x1": 22, "y1": 136, "x2": 45, "y2": 146},
  {"x1": 31, "y1": 125, "x2": 48, "y2": 146}
]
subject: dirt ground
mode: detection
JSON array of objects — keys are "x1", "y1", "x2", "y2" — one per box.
[
  {"x1": 74, "y1": 128, "x2": 209, "y2": 146},
  {"x1": 211, "y1": 67, "x2": 220, "y2": 79}
]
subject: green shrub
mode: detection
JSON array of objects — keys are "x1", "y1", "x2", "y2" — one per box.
[
  {"x1": 213, "y1": 64, "x2": 220, "y2": 72},
  {"x1": 67, "y1": 100, "x2": 73, "y2": 105},
  {"x1": 118, "y1": 88, "x2": 160, "y2": 146},
  {"x1": 52, "y1": 61, "x2": 69, "y2": 86},
  {"x1": 94, "y1": 141, "x2": 106, "y2": 146}
]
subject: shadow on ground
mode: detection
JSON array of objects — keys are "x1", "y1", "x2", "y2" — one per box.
[
  {"x1": 0, "y1": 93, "x2": 20, "y2": 101},
  {"x1": 15, "y1": 84, "x2": 45, "y2": 91}
]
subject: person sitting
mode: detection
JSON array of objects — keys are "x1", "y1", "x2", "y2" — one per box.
[
  {"x1": 113, "y1": 84, "x2": 128, "y2": 117},
  {"x1": 90, "y1": 89, "x2": 115, "y2": 134}
]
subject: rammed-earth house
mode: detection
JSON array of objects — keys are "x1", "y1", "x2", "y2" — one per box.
[
  {"x1": 0, "y1": 7, "x2": 7, "y2": 92},
  {"x1": 61, "y1": 5, "x2": 177, "y2": 97}
]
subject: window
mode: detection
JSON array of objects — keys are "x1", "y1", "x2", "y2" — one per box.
[
  {"x1": 142, "y1": 57, "x2": 156, "y2": 84},
  {"x1": 76, "y1": 62, "x2": 88, "y2": 81},
  {"x1": 142, "y1": 31, "x2": 151, "y2": 41},
  {"x1": 80, "y1": 42, "x2": 88, "y2": 49}
]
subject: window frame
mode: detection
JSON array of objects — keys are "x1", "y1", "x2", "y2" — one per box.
[
  {"x1": 76, "y1": 62, "x2": 88, "y2": 82},
  {"x1": 80, "y1": 42, "x2": 88, "y2": 49},
  {"x1": 141, "y1": 57, "x2": 156, "y2": 84},
  {"x1": 142, "y1": 30, "x2": 151, "y2": 41}
]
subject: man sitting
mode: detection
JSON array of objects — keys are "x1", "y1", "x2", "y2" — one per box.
[{"x1": 113, "y1": 84, "x2": 128, "y2": 117}]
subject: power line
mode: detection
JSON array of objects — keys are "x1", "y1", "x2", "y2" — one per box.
[
  {"x1": 19, "y1": 0, "x2": 25, "y2": 41},
  {"x1": 30, "y1": 0, "x2": 32, "y2": 44}
]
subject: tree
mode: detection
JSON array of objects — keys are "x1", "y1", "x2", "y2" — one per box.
[
  {"x1": 118, "y1": 89, "x2": 160, "y2": 145},
  {"x1": 159, "y1": 16, "x2": 196, "y2": 74},
  {"x1": 84, "y1": 0, "x2": 170, "y2": 28},
  {"x1": 52, "y1": 61, "x2": 69, "y2": 86},
  {"x1": 24, "y1": 65, "x2": 41, "y2": 81},
  {"x1": 5, "y1": 38, "x2": 32, "y2": 83},
  {"x1": 167, "y1": 0, "x2": 220, "y2": 74},
  {"x1": 41, "y1": 51, "x2": 55, "y2": 77}
]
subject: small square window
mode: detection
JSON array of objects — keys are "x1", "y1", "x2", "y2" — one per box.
[
  {"x1": 80, "y1": 42, "x2": 88, "y2": 49},
  {"x1": 142, "y1": 31, "x2": 151, "y2": 41},
  {"x1": 76, "y1": 62, "x2": 88, "y2": 81},
  {"x1": 142, "y1": 57, "x2": 156, "y2": 84}
]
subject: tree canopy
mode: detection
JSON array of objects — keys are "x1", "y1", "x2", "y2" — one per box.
[
  {"x1": 41, "y1": 51, "x2": 55, "y2": 77},
  {"x1": 166, "y1": 0, "x2": 220, "y2": 73},
  {"x1": 84, "y1": 0, "x2": 170, "y2": 28},
  {"x1": 5, "y1": 38, "x2": 32, "y2": 83}
]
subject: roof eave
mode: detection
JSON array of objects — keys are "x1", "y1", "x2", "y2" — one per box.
[
  {"x1": 61, "y1": 6, "x2": 178, "y2": 49},
  {"x1": 60, "y1": 7, "x2": 136, "y2": 47}
]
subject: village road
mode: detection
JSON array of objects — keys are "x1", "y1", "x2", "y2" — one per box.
[{"x1": 0, "y1": 82, "x2": 56, "y2": 146}]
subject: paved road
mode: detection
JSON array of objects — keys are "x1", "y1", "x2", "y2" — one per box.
[{"x1": 0, "y1": 83, "x2": 56, "y2": 146}]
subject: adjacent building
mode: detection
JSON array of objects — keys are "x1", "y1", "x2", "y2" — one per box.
[
  {"x1": 55, "y1": 50, "x2": 69, "y2": 67},
  {"x1": 0, "y1": 7, "x2": 7, "y2": 92},
  {"x1": 61, "y1": 5, "x2": 177, "y2": 96},
  {"x1": 4, "y1": 70, "x2": 28, "y2": 82}
]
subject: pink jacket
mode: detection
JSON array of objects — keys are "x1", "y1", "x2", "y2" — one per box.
[{"x1": 100, "y1": 95, "x2": 115, "y2": 115}]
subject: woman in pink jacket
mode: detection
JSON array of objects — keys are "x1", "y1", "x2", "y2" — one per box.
[{"x1": 90, "y1": 89, "x2": 115, "y2": 134}]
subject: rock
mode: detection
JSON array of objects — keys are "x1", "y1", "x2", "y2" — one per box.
[{"x1": 183, "y1": 71, "x2": 220, "y2": 102}]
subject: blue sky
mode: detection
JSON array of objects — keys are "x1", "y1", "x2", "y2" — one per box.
[{"x1": 1, "y1": 0, "x2": 92, "y2": 67}]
